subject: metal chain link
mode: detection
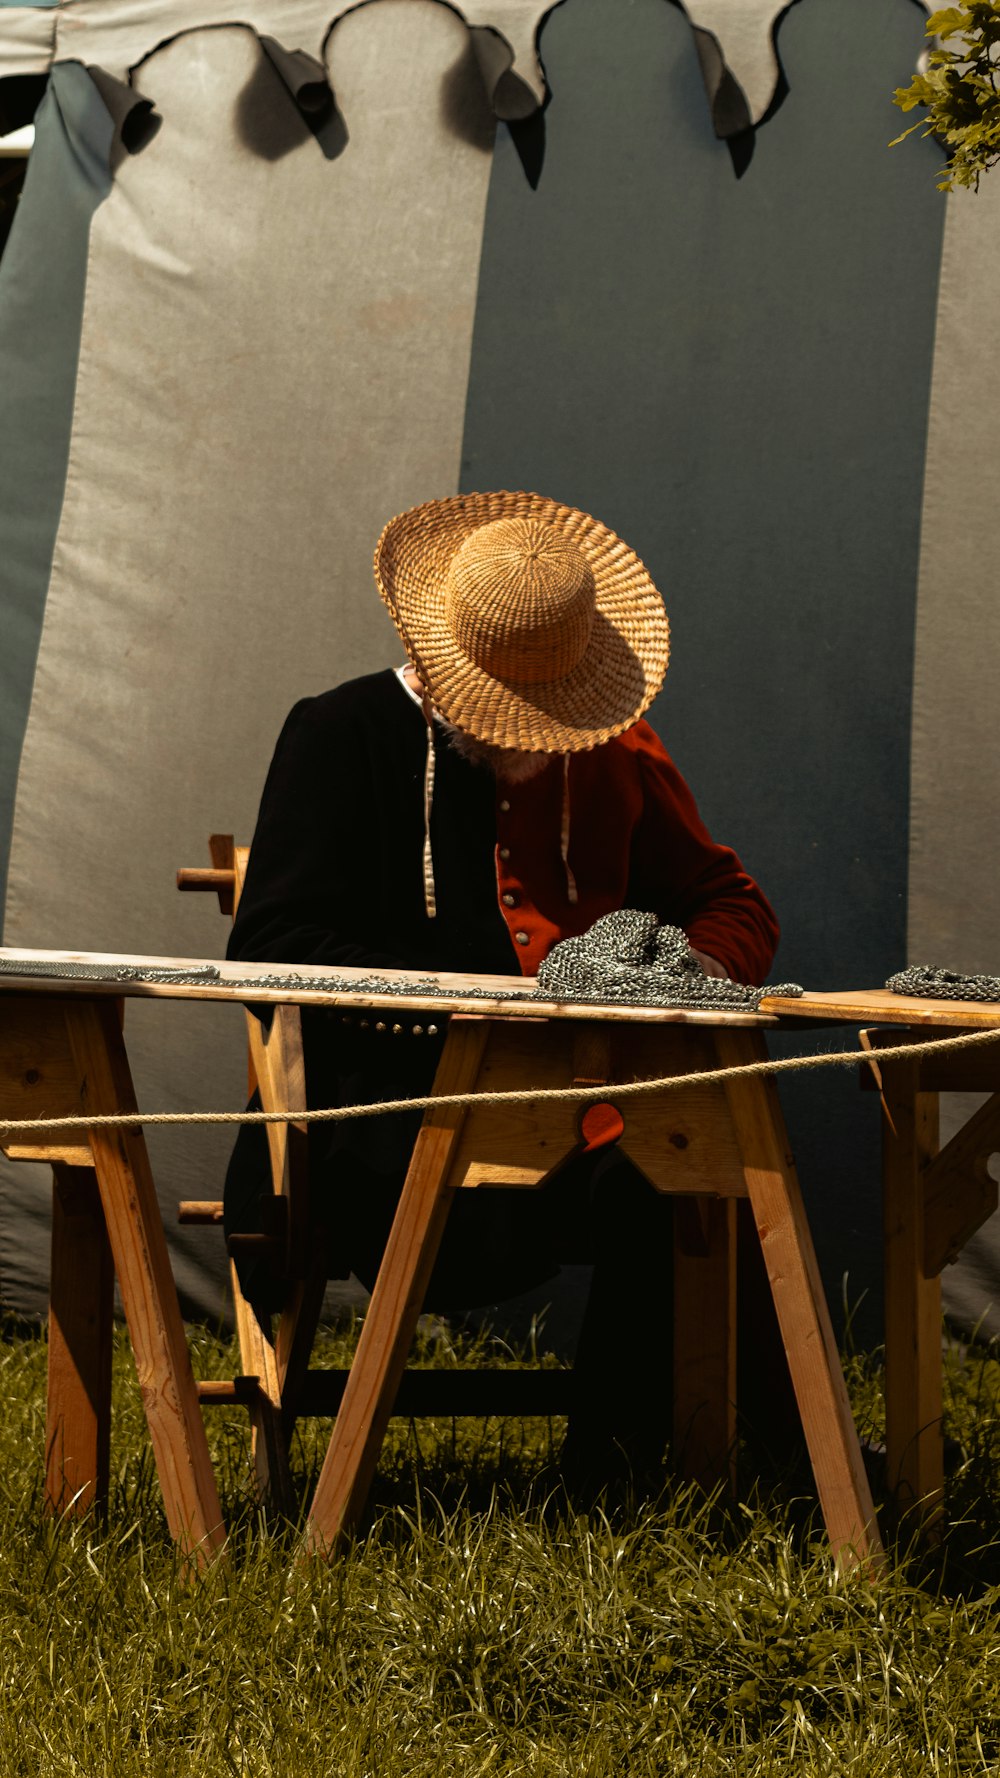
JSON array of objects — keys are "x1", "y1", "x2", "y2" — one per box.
[
  {"x1": 886, "y1": 964, "x2": 1000, "y2": 1005},
  {"x1": 536, "y1": 910, "x2": 803, "y2": 1010}
]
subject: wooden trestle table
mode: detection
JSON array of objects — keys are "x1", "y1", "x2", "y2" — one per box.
[
  {"x1": 777, "y1": 987, "x2": 1000, "y2": 1524},
  {"x1": 1, "y1": 950, "x2": 996, "y2": 1568}
]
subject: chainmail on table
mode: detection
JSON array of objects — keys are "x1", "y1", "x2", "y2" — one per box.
[
  {"x1": 535, "y1": 910, "x2": 802, "y2": 1010},
  {"x1": 0, "y1": 958, "x2": 222, "y2": 986},
  {"x1": 0, "y1": 913, "x2": 804, "y2": 1011},
  {"x1": 886, "y1": 965, "x2": 1000, "y2": 1004}
]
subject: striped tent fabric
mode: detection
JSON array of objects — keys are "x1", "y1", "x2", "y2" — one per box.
[{"x1": 0, "y1": 0, "x2": 997, "y2": 1345}]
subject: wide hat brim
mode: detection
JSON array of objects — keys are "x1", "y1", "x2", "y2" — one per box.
[{"x1": 373, "y1": 490, "x2": 670, "y2": 752}]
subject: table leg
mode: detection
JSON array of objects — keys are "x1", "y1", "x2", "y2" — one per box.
[
  {"x1": 880, "y1": 1057, "x2": 942, "y2": 1522},
  {"x1": 46, "y1": 1162, "x2": 113, "y2": 1516},
  {"x1": 303, "y1": 1018, "x2": 490, "y2": 1555},
  {"x1": 673, "y1": 1196, "x2": 737, "y2": 1493},
  {"x1": 715, "y1": 1029, "x2": 884, "y2": 1570},
  {"x1": 64, "y1": 999, "x2": 226, "y2": 1564}
]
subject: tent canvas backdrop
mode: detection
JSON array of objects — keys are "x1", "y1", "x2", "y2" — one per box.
[{"x1": 1, "y1": 0, "x2": 998, "y2": 1346}]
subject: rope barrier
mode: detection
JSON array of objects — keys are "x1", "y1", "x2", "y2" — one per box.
[{"x1": 2, "y1": 1021, "x2": 999, "y2": 1140}]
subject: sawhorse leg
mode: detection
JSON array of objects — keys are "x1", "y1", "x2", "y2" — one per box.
[
  {"x1": 880, "y1": 1056, "x2": 943, "y2": 1522},
  {"x1": 874, "y1": 1039, "x2": 1000, "y2": 1528},
  {"x1": 303, "y1": 1017, "x2": 490, "y2": 1554},
  {"x1": 673, "y1": 1197, "x2": 737, "y2": 1493},
  {"x1": 46, "y1": 1162, "x2": 114, "y2": 1515},
  {"x1": 715, "y1": 1029, "x2": 883, "y2": 1569},
  {"x1": 64, "y1": 999, "x2": 226, "y2": 1565}
]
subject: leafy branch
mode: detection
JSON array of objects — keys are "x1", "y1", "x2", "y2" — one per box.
[{"x1": 892, "y1": 3, "x2": 1000, "y2": 189}]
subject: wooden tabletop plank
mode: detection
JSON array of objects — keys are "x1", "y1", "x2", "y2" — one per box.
[
  {"x1": 0, "y1": 948, "x2": 771, "y2": 1026},
  {"x1": 4, "y1": 951, "x2": 1000, "y2": 1028},
  {"x1": 761, "y1": 988, "x2": 1000, "y2": 1029}
]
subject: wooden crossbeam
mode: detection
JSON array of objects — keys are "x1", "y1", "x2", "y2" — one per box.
[
  {"x1": 197, "y1": 1369, "x2": 574, "y2": 1416},
  {"x1": 922, "y1": 1092, "x2": 1000, "y2": 1276}
]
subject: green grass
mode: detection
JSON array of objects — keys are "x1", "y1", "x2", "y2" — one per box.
[{"x1": 1, "y1": 1319, "x2": 999, "y2": 1776}]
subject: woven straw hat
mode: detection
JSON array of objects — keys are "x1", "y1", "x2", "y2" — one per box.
[{"x1": 374, "y1": 490, "x2": 670, "y2": 753}]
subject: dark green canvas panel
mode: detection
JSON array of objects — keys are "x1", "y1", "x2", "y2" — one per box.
[
  {"x1": 0, "y1": 63, "x2": 113, "y2": 923},
  {"x1": 460, "y1": 0, "x2": 946, "y2": 1332}
]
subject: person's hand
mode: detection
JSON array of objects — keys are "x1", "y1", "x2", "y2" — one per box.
[{"x1": 689, "y1": 948, "x2": 730, "y2": 980}]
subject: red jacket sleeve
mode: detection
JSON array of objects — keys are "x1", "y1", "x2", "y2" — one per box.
[{"x1": 625, "y1": 722, "x2": 779, "y2": 985}]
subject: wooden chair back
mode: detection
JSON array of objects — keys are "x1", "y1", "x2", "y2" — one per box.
[{"x1": 176, "y1": 834, "x2": 574, "y2": 1515}]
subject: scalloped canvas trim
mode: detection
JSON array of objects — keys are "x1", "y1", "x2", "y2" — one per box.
[
  {"x1": 43, "y1": 0, "x2": 562, "y2": 113},
  {"x1": 0, "y1": 0, "x2": 900, "y2": 140},
  {"x1": 0, "y1": 3, "x2": 56, "y2": 82}
]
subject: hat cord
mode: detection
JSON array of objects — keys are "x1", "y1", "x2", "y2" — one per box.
[
  {"x1": 419, "y1": 691, "x2": 575, "y2": 922},
  {"x1": 420, "y1": 694, "x2": 438, "y2": 920},
  {"x1": 561, "y1": 755, "x2": 579, "y2": 905}
]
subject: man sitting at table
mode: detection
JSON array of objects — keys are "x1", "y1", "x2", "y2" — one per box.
[{"x1": 226, "y1": 490, "x2": 779, "y2": 1484}]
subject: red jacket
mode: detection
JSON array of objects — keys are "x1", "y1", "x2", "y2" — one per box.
[
  {"x1": 231, "y1": 671, "x2": 779, "y2": 990},
  {"x1": 493, "y1": 718, "x2": 778, "y2": 985}
]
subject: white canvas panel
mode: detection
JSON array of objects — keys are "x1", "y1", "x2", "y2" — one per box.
[
  {"x1": 53, "y1": 0, "x2": 555, "y2": 105},
  {"x1": 909, "y1": 179, "x2": 1000, "y2": 980},
  {"x1": 0, "y1": 2, "x2": 496, "y2": 1315},
  {"x1": 909, "y1": 175, "x2": 1000, "y2": 1337},
  {"x1": 0, "y1": 4, "x2": 55, "y2": 79}
]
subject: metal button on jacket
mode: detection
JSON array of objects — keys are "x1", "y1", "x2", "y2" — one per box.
[
  {"x1": 499, "y1": 847, "x2": 511, "y2": 861},
  {"x1": 502, "y1": 892, "x2": 517, "y2": 908},
  {"x1": 515, "y1": 930, "x2": 530, "y2": 946},
  {"x1": 499, "y1": 798, "x2": 511, "y2": 813}
]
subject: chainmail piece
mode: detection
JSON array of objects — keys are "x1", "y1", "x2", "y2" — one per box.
[
  {"x1": 536, "y1": 911, "x2": 803, "y2": 1010},
  {"x1": 0, "y1": 913, "x2": 804, "y2": 1011},
  {"x1": 885, "y1": 965, "x2": 1000, "y2": 1005},
  {"x1": 0, "y1": 958, "x2": 222, "y2": 986}
]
